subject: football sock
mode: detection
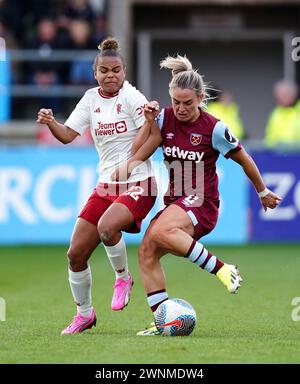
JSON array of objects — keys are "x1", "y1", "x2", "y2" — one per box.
[
  {"x1": 147, "y1": 289, "x2": 169, "y2": 312},
  {"x1": 185, "y1": 239, "x2": 224, "y2": 274},
  {"x1": 68, "y1": 266, "x2": 93, "y2": 317},
  {"x1": 103, "y1": 236, "x2": 129, "y2": 280}
]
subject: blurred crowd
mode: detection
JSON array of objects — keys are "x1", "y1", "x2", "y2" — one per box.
[
  {"x1": 0, "y1": 0, "x2": 107, "y2": 86},
  {"x1": 1, "y1": 0, "x2": 299, "y2": 147},
  {"x1": 208, "y1": 80, "x2": 300, "y2": 148}
]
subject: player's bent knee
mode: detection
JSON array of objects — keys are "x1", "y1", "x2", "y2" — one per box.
[
  {"x1": 138, "y1": 242, "x2": 148, "y2": 262},
  {"x1": 148, "y1": 226, "x2": 162, "y2": 245},
  {"x1": 149, "y1": 225, "x2": 176, "y2": 249},
  {"x1": 97, "y1": 220, "x2": 117, "y2": 243},
  {"x1": 138, "y1": 252, "x2": 157, "y2": 271},
  {"x1": 138, "y1": 241, "x2": 159, "y2": 270},
  {"x1": 99, "y1": 228, "x2": 114, "y2": 244},
  {"x1": 67, "y1": 245, "x2": 87, "y2": 268}
]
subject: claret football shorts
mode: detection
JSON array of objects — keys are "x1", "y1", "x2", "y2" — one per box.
[
  {"x1": 79, "y1": 177, "x2": 157, "y2": 233},
  {"x1": 152, "y1": 196, "x2": 219, "y2": 241}
]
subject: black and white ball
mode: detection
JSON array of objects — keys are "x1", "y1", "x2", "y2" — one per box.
[{"x1": 154, "y1": 298, "x2": 197, "y2": 336}]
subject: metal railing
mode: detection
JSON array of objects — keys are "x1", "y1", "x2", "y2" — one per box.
[{"x1": 8, "y1": 49, "x2": 97, "y2": 97}]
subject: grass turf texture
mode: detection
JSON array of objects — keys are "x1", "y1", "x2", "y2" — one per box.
[{"x1": 0, "y1": 244, "x2": 300, "y2": 364}]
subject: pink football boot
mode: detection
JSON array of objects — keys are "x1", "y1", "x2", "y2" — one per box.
[
  {"x1": 61, "y1": 307, "x2": 96, "y2": 335},
  {"x1": 111, "y1": 273, "x2": 133, "y2": 311}
]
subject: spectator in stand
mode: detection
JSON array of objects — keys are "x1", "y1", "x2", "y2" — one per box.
[
  {"x1": 68, "y1": 19, "x2": 95, "y2": 85},
  {"x1": 91, "y1": 15, "x2": 107, "y2": 47},
  {"x1": 264, "y1": 79, "x2": 300, "y2": 147},
  {"x1": 207, "y1": 89, "x2": 245, "y2": 140},
  {"x1": 89, "y1": 0, "x2": 107, "y2": 17},
  {"x1": 65, "y1": 0, "x2": 95, "y2": 23},
  {"x1": 25, "y1": 17, "x2": 67, "y2": 111},
  {"x1": 1, "y1": 0, "x2": 58, "y2": 47},
  {"x1": 0, "y1": 0, "x2": 22, "y2": 44}
]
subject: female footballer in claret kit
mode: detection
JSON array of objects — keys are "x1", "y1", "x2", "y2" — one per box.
[{"x1": 117, "y1": 54, "x2": 281, "y2": 335}]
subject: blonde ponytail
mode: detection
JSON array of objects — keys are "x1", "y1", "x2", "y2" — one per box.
[
  {"x1": 160, "y1": 54, "x2": 193, "y2": 76},
  {"x1": 160, "y1": 54, "x2": 209, "y2": 107}
]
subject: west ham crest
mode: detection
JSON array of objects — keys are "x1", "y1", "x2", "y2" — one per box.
[{"x1": 190, "y1": 133, "x2": 202, "y2": 146}]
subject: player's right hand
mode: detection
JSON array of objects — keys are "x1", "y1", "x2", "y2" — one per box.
[
  {"x1": 144, "y1": 101, "x2": 160, "y2": 122},
  {"x1": 37, "y1": 108, "x2": 55, "y2": 124}
]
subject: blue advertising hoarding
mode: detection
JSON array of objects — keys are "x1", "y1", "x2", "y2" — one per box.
[
  {"x1": 0, "y1": 146, "x2": 247, "y2": 245},
  {"x1": 0, "y1": 146, "x2": 98, "y2": 243},
  {"x1": 204, "y1": 156, "x2": 247, "y2": 244},
  {"x1": 250, "y1": 150, "x2": 300, "y2": 242}
]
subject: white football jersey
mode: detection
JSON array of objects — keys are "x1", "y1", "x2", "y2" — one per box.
[{"x1": 65, "y1": 81, "x2": 154, "y2": 183}]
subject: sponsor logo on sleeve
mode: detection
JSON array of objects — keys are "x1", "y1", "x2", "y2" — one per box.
[
  {"x1": 136, "y1": 104, "x2": 146, "y2": 116},
  {"x1": 224, "y1": 128, "x2": 237, "y2": 143}
]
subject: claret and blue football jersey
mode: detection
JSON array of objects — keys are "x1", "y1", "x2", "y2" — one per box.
[{"x1": 157, "y1": 107, "x2": 242, "y2": 202}]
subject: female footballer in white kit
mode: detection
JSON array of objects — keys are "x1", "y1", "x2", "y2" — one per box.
[{"x1": 37, "y1": 37, "x2": 161, "y2": 334}]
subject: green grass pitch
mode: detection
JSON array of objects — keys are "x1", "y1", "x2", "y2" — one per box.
[{"x1": 0, "y1": 243, "x2": 300, "y2": 364}]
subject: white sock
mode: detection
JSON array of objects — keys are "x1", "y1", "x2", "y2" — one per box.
[
  {"x1": 103, "y1": 236, "x2": 129, "y2": 280},
  {"x1": 68, "y1": 266, "x2": 92, "y2": 317}
]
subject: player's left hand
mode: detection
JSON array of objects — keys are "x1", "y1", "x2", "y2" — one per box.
[{"x1": 260, "y1": 191, "x2": 282, "y2": 211}]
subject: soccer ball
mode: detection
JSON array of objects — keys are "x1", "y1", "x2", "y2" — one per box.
[{"x1": 154, "y1": 298, "x2": 197, "y2": 336}]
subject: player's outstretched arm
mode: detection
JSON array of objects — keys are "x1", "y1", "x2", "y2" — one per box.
[
  {"x1": 230, "y1": 147, "x2": 282, "y2": 211},
  {"x1": 37, "y1": 108, "x2": 79, "y2": 144},
  {"x1": 131, "y1": 101, "x2": 161, "y2": 156},
  {"x1": 130, "y1": 101, "x2": 162, "y2": 160},
  {"x1": 111, "y1": 102, "x2": 162, "y2": 182}
]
